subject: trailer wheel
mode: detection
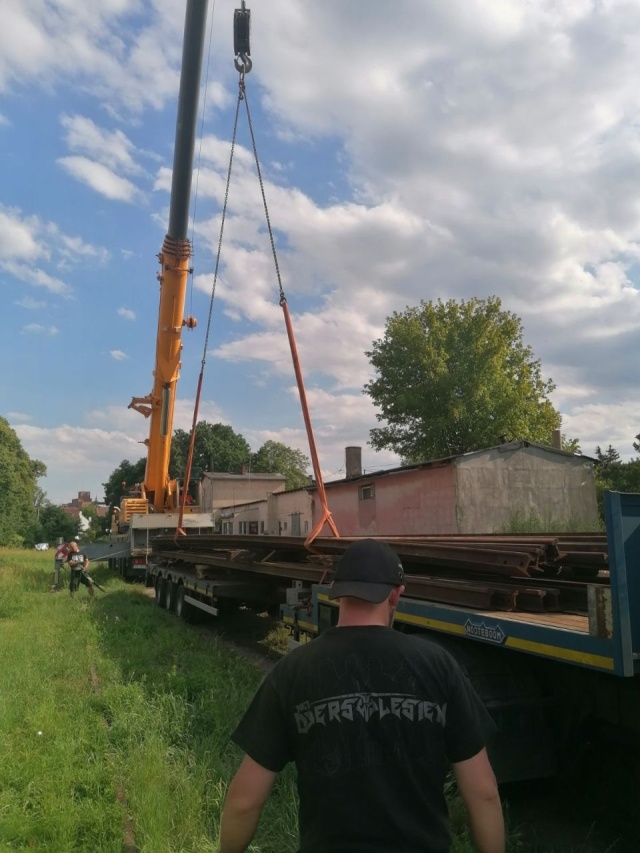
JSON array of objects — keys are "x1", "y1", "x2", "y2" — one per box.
[
  {"x1": 175, "y1": 584, "x2": 191, "y2": 621},
  {"x1": 155, "y1": 576, "x2": 167, "y2": 608},
  {"x1": 122, "y1": 558, "x2": 132, "y2": 582},
  {"x1": 170, "y1": 580, "x2": 183, "y2": 613},
  {"x1": 165, "y1": 579, "x2": 176, "y2": 613}
]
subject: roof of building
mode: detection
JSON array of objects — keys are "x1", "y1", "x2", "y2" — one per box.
[
  {"x1": 201, "y1": 472, "x2": 286, "y2": 481},
  {"x1": 312, "y1": 440, "x2": 597, "y2": 490},
  {"x1": 218, "y1": 497, "x2": 268, "y2": 510}
]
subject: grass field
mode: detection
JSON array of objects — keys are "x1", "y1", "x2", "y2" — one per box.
[
  {"x1": 0, "y1": 549, "x2": 299, "y2": 852},
  {"x1": 2, "y1": 549, "x2": 623, "y2": 853}
]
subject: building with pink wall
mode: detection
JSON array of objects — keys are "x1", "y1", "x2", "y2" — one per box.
[{"x1": 310, "y1": 441, "x2": 599, "y2": 537}]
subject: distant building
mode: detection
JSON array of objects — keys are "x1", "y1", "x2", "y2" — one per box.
[
  {"x1": 309, "y1": 442, "x2": 599, "y2": 537},
  {"x1": 266, "y1": 487, "x2": 313, "y2": 536},
  {"x1": 219, "y1": 498, "x2": 267, "y2": 535},
  {"x1": 217, "y1": 486, "x2": 314, "y2": 536},
  {"x1": 200, "y1": 471, "x2": 286, "y2": 516},
  {"x1": 61, "y1": 491, "x2": 108, "y2": 520}
]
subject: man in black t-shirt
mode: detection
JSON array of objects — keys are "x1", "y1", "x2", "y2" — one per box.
[{"x1": 220, "y1": 539, "x2": 505, "y2": 853}]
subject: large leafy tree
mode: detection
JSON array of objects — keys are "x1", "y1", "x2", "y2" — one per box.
[
  {"x1": 39, "y1": 504, "x2": 80, "y2": 544},
  {"x1": 0, "y1": 416, "x2": 44, "y2": 546},
  {"x1": 593, "y1": 444, "x2": 640, "y2": 519},
  {"x1": 365, "y1": 297, "x2": 561, "y2": 461},
  {"x1": 169, "y1": 422, "x2": 251, "y2": 478},
  {"x1": 595, "y1": 445, "x2": 621, "y2": 468},
  {"x1": 251, "y1": 440, "x2": 311, "y2": 490}
]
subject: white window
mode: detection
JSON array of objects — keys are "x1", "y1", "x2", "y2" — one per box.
[
  {"x1": 283, "y1": 521, "x2": 288, "y2": 531},
  {"x1": 304, "y1": 520, "x2": 309, "y2": 532},
  {"x1": 359, "y1": 484, "x2": 375, "y2": 501}
]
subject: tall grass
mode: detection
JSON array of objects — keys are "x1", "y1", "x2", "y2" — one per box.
[
  {"x1": 500, "y1": 509, "x2": 604, "y2": 534},
  {"x1": 0, "y1": 549, "x2": 297, "y2": 852}
]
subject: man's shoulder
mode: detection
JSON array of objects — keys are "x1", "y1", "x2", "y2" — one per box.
[
  {"x1": 269, "y1": 632, "x2": 333, "y2": 677},
  {"x1": 383, "y1": 630, "x2": 462, "y2": 681},
  {"x1": 274, "y1": 628, "x2": 456, "y2": 666}
]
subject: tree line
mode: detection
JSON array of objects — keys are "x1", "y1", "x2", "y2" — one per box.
[{"x1": 0, "y1": 416, "x2": 80, "y2": 547}]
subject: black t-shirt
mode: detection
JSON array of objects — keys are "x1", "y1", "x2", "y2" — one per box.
[
  {"x1": 232, "y1": 626, "x2": 494, "y2": 853},
  {"x1": 67, "y1": 551, "x2": 87, "y2": 570}
]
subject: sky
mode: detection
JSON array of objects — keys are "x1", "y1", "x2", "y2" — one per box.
[{"x1": 3, "y1": 0, "x2": 640, "y2": 505}]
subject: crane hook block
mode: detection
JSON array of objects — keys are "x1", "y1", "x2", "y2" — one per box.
[{"x1": 234, "y1": 5, "x2": 251, "y2": 59}]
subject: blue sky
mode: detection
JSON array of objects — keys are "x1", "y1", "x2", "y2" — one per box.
[{"x1": 3, "y1": 0, "x2": 640, "y2": 504}]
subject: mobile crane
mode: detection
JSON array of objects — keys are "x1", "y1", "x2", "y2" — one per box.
[{"x1": 106, "y1": 0, "x2": 215, "y2": 578}]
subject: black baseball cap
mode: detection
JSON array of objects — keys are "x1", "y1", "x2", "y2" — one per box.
[{"x1": 329, "y1": 539, "x2": 405, "y2": 603}]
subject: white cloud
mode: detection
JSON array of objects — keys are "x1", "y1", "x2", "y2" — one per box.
[
  {"x1": 118, "y1": 307, "x2": 136, "y2": 320},
  {"x1": 0, "y1": 208, "x2": 44, "y2": 262},
  {"x1": 562, "y1": 401, "x2": 640, "y2": 460},
  {"x1": 22, "y1": 323, "x2": 58, "y2": 335},
  {"x1": 60, "y1": 113, "x2": 143, "y2": 175},
  {"x1": 55, "y1": 232, "x2": 111, "y2": 266},
  {"x1": 8, "y1": 411, "x2": 31, "y2": 422},
  {"x1": 0, "y1": 0, "x2": 230, "y2": 114},
  {"x1": 15, "y1": 422, "x2": 143, "y2": 504},
  {"x1": 5, "y1": 261, "x2": 70, "y2": 296},
  {"x1": 0, "y1": 206, "x2": 108, "y2": 296},
  {"x1": 86, "y1": 398, "x2": 228, "y2": 439},
  {"x1": 15, "y1": 296, "x2": 46, "y2": 310},
  {"x1": 58, "y1": 156, "x2": 143, "y2": 203},
  {"x1": 110, "y1": 349, "x2": 128, "y2": 361}
]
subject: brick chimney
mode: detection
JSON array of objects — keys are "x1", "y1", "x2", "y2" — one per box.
[{"x1": 345, "y1": 446, "x2": 362, "y2": 479}]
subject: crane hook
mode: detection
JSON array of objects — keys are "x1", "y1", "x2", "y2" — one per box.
[
  {"x1": 234, "y1": 53, "x2": 253, "y2": 74},
  {"x1": 234, "y1": 3, "x2": 252, "y2": 74}
]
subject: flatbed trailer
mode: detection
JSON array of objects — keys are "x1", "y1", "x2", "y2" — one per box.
[{"x1": 144, "y1": 492, "x2": 640, "y2": 781}]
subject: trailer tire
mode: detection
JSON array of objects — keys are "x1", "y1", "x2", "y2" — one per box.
[
  {"x1": 165, "y1": 579, "x2": 176, "y2": 613},
  {"x1": 155, "y1": 576, "x2": 167, "y2": 608},
  {"x1": 175, "y1": 584, "x2": 192, "y2": 621},
  {"x1": 122, "y1": 558, "x2": 132, "y2": 582}
]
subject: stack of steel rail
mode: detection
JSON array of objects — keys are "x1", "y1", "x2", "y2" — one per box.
[{"x1": 151, "y1": 532, "x2": 608, "y2": 615}]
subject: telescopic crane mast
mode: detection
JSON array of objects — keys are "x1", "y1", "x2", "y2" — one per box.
[{"x1": 127, "y1": 0, "x2": 209, "y2": 515}]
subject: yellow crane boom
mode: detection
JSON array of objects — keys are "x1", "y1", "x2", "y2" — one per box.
[{"x1": 125, "y1": 0, "x2": 210, "y2": 519}]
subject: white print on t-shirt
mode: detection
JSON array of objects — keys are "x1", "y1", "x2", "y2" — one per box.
[{"x1": 294, "y1": 692, "x2": 447, "y2": 735}]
